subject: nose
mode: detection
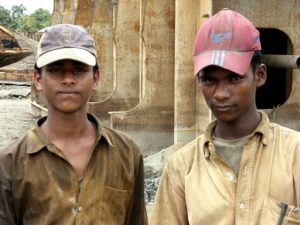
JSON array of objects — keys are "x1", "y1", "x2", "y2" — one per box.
[
  {"x1": 61, "y1": 70, "x2": 76, "y2": 85},
  {"x1": 213, "y1": 83, "x2": 230, "y2": 100}
]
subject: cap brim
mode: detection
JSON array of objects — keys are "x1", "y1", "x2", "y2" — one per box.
[
  {"x1": 36, "y1": 48, "x2": 97, "y2": 68},
  {"x1": 194, "y1": 50, "x2": 255, "y2": 75}
]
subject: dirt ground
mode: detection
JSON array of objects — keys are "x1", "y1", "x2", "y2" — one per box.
[
  {"x1": 0, "y1": 84, "x2": 36, "y2": 149},
  {"x1": 0, "y1": 99, "x2": 36, "y2": 149}
]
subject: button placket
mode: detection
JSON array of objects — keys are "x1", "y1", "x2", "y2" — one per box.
[
  {"x1": 235, "y1": 139, "x2": 257, "y2": 224},
  {"x1": 239, "y1": 202, "x2": 245, "y2": 209}
]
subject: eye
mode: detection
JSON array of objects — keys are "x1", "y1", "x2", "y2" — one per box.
[
  {"x1": 199, "y1": 77, "x2": 215, "y2": 86},
  {"x1": 46, "y1": 66, "x2": 64, "y2": 75},
  {"x1": 74, "y1": 66, "x2": 90, "y2": 75},
  {"x1": 229, "y1": 74, "x2": 243, "y2": 82}
]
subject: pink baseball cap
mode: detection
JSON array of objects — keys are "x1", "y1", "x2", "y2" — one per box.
[{"x1": 193, "y1": 8, "x2": 261, "y2": 75}]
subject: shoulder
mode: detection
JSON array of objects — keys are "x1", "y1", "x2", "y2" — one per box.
[
  {"x1": 165, "y1": 135, "x2": 205, "y2": 174},
  {"x1": 101, "y1": 126, "x2": 143, "y2": 160},
  {"x1": 0, "y1": 131, "x2": 31, "y2": 179},
  {"x1": 0, "y1": 132, "x2": 30, "y2": 160},
  {"x1": 90, "y1": 113, "x2": 140, "y2": 151},
  {"x1": 269, "y1": 122, "x2": 300, "y2": 140},
  {"x1": 267, "y1": 122, "x2": 300, "y2": 157},
  {"x1": 102, "y1": 126, "x2": 139, "y2": 149}
]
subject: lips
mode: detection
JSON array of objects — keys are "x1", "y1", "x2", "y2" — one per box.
[
  {"x1": 58, "y1": 91, "x2": 79, "y2": 96},
  {"x1": 213, "y1": 104, "x2": 234, "y2": 112}
]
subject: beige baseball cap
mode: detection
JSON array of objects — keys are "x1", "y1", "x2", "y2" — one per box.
[{"x1": 35, "y1": 24, "x2": 97, "y2": 68}]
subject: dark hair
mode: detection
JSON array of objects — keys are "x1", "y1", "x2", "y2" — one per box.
[
  {"x1": 34, "y1": 63, "x2": 100, "y2": 75},
  {"x1": 251, "y1": 51, "x2": 262, "y2": 73}
]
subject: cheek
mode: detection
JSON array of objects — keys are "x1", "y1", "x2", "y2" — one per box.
[
  {"x1": 237, "y1": 85, "x2": 256, "y2": 102},
  {"x1": 201, "y1": 86, "x2": 214, "y2": 98}
]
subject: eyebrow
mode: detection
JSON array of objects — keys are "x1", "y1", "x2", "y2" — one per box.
[{"x1": 199, "y1": 72, "x2": 211, "y2": 79}]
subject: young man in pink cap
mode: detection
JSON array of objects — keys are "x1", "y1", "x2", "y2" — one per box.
[
  {"x1": 0, "y1": 24, "x2": 148, "y2": 225},
  {"x1": 150, "y1": 9, "x2": 300, "y2": 225}
]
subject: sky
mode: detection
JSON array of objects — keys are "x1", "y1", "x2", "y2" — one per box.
[{"x1": 0, "y1": 0, "x2": 53, "y2": 14}]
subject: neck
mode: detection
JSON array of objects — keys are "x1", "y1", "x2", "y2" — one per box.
[
  {"x1": 41, "y1": 111, "x2": 92, "y2": 139},
  {"x1": 214, "y1": 110, "x2": 261, "y2": 140}
]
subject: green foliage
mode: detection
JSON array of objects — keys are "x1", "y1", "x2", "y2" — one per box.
[
  {"x1": 0, "y1": 6, "x2": 12, "y2": 26},
  {"x1": 18, "y1": 8, "x2": 51, "y2": 32},
  {"x1": 0, "y1": 5, "x2": 51, "y2": 33},
  {"x1": 10, "y1": 4, "x2": 26, "y2": 30}
]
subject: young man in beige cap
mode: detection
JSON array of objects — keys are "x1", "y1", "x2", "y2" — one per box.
[
  {"x1": 150, "y1": 9, "x2": 300, "y2": 225},
  {"x1": 0, "y1": 24, "x2": 148, "y2": 225}
]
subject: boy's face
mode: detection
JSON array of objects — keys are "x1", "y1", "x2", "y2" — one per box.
[
  {"x1": 33, "y1": 59, "x2": 99, "y2": 114},
  {"x1": 198, "y1": 64, "x2": 265, "y2": 124}
]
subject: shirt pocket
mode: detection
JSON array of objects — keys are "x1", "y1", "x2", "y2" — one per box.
[
  {"x1": 260, "y1": 196, "x2": 300, "y2": 225},
  {"x1": 101, "y1": 186, "x2": 133, "y2": 224}
]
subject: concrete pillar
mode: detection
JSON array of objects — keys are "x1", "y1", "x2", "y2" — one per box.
[
  {"x1": 173, "y1": 0, "x2": 198, "y2": 145},
  {"x1": 195, "y1": 0, "x2": 213, "y2": 136},
  {"x1": 61, "y1": 0, "x2": 77, "y2": 24},
  {"x1": 88, "y1": 0, "x2": 114, "y2": 101},
  {"x1": 51, "y1": 0, "x2": 115, "y2": 104},
  {"x1": 74, "y1": 0, "x2": 94, "y2": 27},
  {"x1": 51, "y1": 0, "x2": 63, "y2": 24},
  {"x1": 87, "y1": 0, "x2": 141, "y2": 126},
  {"x1": 110, "y1": 0, "x2": 175, "y2": 156}
]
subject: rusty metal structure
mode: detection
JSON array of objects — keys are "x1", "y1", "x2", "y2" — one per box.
[
  {"x1": 0, "y1": 25, "x2": 32, "y2": 68},
  {"x1": 31, "y1": 0, "x2": 300, "y2": 156}
]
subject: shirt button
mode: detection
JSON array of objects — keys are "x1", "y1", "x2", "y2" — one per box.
[
  {"x1": 239, "y1": 202, "x2": 245, "y2": 209},
  {"x1": 78, "y1": 206, "x2": 83, "y2": 212},
  {"x1": 226, "y1": 172, "x2": 236, "y2": 182}
]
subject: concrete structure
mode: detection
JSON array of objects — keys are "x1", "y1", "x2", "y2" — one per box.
[{"x1": 31, "y1": 0, "x2": 300, "y2": 156}]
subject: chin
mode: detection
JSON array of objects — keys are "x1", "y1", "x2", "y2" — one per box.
[
  {"x1": 55, "y1": 104, "x2": 84, "y2": 114},
  {"x1": 213, "y1": 112, "x2": 237, "y2": 123}
]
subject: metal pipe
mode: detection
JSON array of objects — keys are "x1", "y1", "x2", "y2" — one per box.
[{"x1": 262, "y1": 54, "x2": 300, "y2": 69}]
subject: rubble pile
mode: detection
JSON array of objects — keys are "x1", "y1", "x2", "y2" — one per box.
[
  {"x1": 144, "y1": 143, "x2": 183, "y2": 204},
  {"x1": 0, "y1": 83, "x2": 31, "y2": 99}
]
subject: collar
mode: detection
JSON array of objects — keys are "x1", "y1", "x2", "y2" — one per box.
[
  {"x1": 26, "y1": 113, "x2": 113, "y2": 154},
  {"x1": 203, "y1": 110, "x2": 269, "y2": 158}
]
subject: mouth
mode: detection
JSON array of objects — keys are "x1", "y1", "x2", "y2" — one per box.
[
  {"x1": 58, "y1": 91, "x2": 79, "y2": 96},
  {"x1": 213, "y1": 104, "x2": 234, "y2": 112}
]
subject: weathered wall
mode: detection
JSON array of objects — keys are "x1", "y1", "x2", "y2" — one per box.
[
  {"x1": 51, "y1": 0, "x2": 175, "y2": 155},
  {"x1": 110, "y1": 0, "x2": 175, "y2": 156},
  {"x1": 43, "y1": 0, "x2": 300, "y2": 155}
]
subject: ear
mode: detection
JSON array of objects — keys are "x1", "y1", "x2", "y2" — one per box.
[
  {"x1": 33, "y1": 70, "x2": 43, "y2": 91},
  {"x1": 255, "y1": 64, "x2": 267, "y2": 88},
  {"x1": 92, "y1": 69, "x2": 100, "y2": 90}
]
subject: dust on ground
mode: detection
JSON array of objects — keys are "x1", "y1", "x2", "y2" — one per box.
[{"x1": 0, "y1": 84, "x2": 36, "y2": 149}]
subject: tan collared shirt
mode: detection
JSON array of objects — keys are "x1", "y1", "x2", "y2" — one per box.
[
  {"x1": 150, "y1": 111, "x2": 300, "y2": 225},
  {"x1": 0, "y1": 114, "x2": 148, "y2": 225}
]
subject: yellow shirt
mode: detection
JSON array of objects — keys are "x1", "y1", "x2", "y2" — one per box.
[
  {"x1": 150, "y1": 111, "x2": 300, "y2": 225},
  {"x1": 0, "y1": 114, "x2": 148, "y2": 225}
]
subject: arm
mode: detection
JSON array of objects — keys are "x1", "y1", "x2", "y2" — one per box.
[
  {"x1": 0, "y1": 153, "x2": 17, "y2": 225},
  {"x1": 129, "y1": 145, "x2": 148, "y2": 225},
  {"x1": 293, "y1": 142, "x2": 300, "y2": 205},
  {"x1": 150, "y1": 154, "x2": 189, "y2": 225}
]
